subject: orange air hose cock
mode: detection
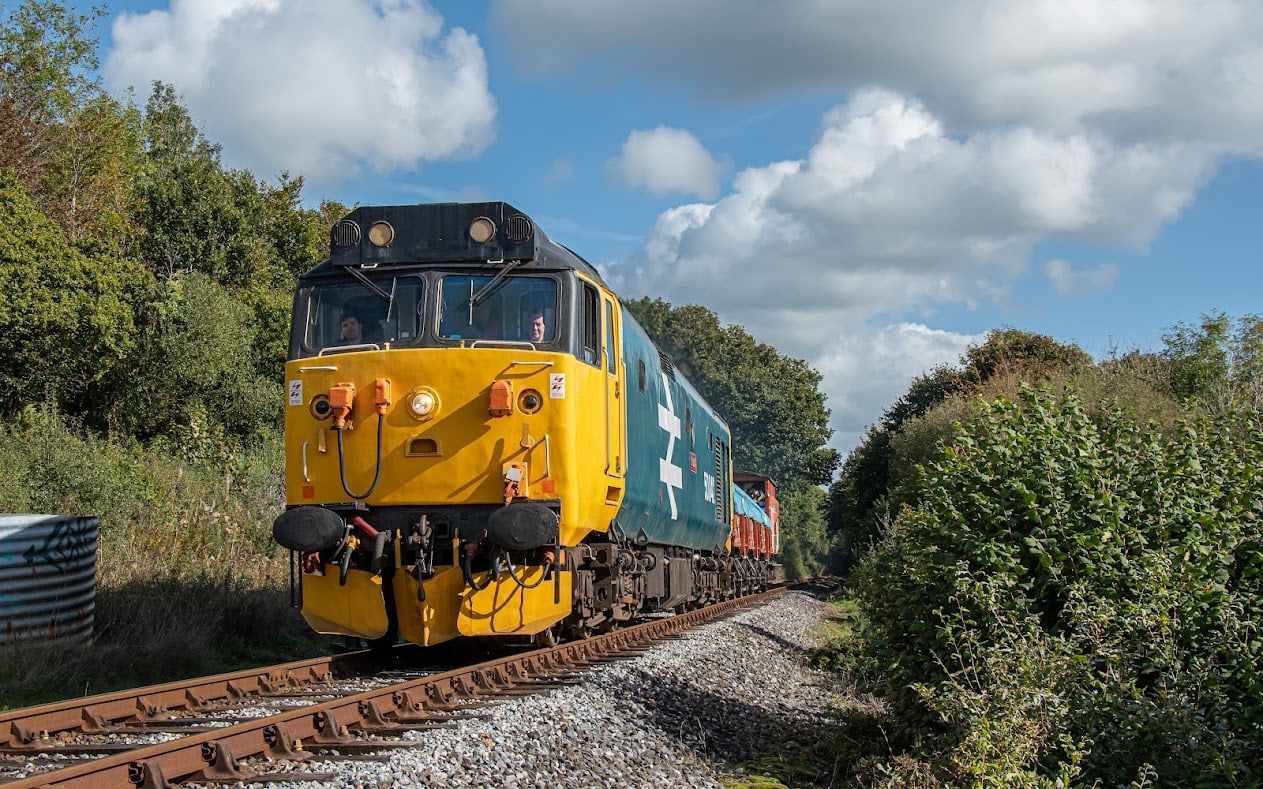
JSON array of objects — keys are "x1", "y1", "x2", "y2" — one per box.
[
  {"x1": 373, "y1": 378, "x2": 391, "y2": 416},
  {"x1": 489, "y1": 379, "x2": 513, "y2": 417},
  {"x1": 329, "y1": 383, "x2": 356, "y2": 430}
]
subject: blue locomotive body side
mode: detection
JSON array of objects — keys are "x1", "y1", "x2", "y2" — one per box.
[{"x1": 614, "y1": 307, "x2": 733, "y2": 552}]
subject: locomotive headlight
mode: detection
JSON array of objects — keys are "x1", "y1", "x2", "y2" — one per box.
[
  {"x1": 368, "y1": 221, "x2": 394, "y2": 247},
  {"x1": 407, "y1": 387, "x2": 440, "y2": 420},
  {"x1": 469, "y1": 217, "x2": 496, "y2": 244}
]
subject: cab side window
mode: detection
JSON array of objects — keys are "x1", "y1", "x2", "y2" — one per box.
[
  {"x1": 581, "y1": 284, "x2": 600, "y2": 367},
  {"x1": 604, "y1": 301, "x2": 616, "y2": 373}
]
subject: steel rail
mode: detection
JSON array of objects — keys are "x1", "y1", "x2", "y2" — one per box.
[
  {"x1": 0, "y1": 650, "x2": 382, "y2": 751},
  {"x1": 2, "y1": 588, "x2": 782, "y2": 788}
]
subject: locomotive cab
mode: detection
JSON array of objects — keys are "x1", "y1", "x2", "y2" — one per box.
[{"x1": 291, "y1": 263, "x2": 581, "y2": 357}]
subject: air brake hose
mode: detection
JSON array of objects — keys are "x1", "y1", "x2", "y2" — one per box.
[
  {"x1": 413, "y1": 564, "x2": 426, "y2": 602},
  {"x1": 337, "y1": 413, "x2": 385, "y2": 500},
  {"x1": 462, "y1": 546, "x2": 500, "y2": 591},
  {"x1": 503, "y1": 552, "x2": 553, "y2": 589},
  {"x1": 369, "y1": 531, "x2": 391, "y2": 574},
  {"x1": 338, "y1": 544, "x2": 352, "y2": 586}
]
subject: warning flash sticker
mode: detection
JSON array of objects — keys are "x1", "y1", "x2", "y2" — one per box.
[{"x1": 549, "y1": 373, "x2": 566, "y2": 399}]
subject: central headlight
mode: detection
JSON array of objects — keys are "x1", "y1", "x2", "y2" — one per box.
[{"x1": 407, "y1": 387, "x2": 439, "y2": 420}]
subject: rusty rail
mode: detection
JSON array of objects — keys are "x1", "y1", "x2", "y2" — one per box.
[{"x1": 2, "y1": 588, "x2": 782, "y2": 788}]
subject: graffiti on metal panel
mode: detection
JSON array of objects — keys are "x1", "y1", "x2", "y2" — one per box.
[{"x1": 21, "y1": 520, "x2": 96, "y2": 573}]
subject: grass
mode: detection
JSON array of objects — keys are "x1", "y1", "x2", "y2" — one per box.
[
  {"x1": 807, "y1": 596, "x2": 860, "y2": 673},
  {"x1": 0, "y1": 413, "x2": 330, "y2": 709},
  {"x1": 1, "y1": 571, "x2": 325, "y2": 708},
  {"x1": 719, "y1": 755, "x2": 826, "y2": 788}
]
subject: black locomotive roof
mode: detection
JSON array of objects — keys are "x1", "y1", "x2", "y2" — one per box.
[{"x1": 299, "y1": 201, "x2": 607, "y2": 286}]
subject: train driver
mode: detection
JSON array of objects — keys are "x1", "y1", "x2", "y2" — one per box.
[
  {"x1": 339, "y1": 310, "x2": 364, "y2": 344},
  {"x1": 526, "y1": 307, "x2": 546, "y2": 343}
]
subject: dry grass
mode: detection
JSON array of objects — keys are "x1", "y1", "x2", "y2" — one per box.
[{"x1": 0, "y1": 414, "x2": 327, "y2": 709}]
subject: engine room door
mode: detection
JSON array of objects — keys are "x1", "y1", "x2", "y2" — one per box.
[{"x1": 603, "y1": 295, "x2": 626, "y2": 492}]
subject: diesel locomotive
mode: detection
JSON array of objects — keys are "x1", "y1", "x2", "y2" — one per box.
[{"x1": 272, "y1": 201, "x2": 778, "y2": 647}]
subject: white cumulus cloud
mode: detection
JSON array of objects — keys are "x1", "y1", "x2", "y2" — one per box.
[
  {"x1": 1045, "y1": 259, "x2": 1121, "y2": 296},
  {"x1": 599, "y1": 88, "x2": 1218, "y2": 458},
  {"x1": 815, "y1": 323, "x2": 984, "y2": 451},
  {"x1": 511, "y1": 0, "x2": 1263, "y2": 459},
  {"x1": 606, "y1": 127, "x2": 727, "y2": 199},
  {"x1": 105, "y1": 0, "x2": 497, "y2": 182}
]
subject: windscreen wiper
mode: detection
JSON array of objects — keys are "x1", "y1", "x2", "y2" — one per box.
[
  {"x1": 469, "y1": 259, "x2": 521, "y2": 308},
  {"x1": 347, "y1": 265, "x2": 393, "y2": 303}
]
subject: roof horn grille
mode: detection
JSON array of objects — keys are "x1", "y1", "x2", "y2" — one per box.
[
  {"x1": 332, "y1": 220, "x2": 361, "y2": 247},
  {"x1": 505, "y1": 214, "x2": 533, "y2": 243}
]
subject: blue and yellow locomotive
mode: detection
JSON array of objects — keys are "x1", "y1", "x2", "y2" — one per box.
[{"x1": 272, "y1": 202, "x2": 774, "y2": 647}]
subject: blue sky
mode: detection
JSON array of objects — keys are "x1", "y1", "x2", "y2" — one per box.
[{"x1": 54, "y1": 0, "x2": 1263, "y2": 458}]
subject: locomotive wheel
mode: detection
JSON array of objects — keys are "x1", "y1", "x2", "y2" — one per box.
[{"x1": 534, "y1": 624, "x2": 562, "y2": 648}]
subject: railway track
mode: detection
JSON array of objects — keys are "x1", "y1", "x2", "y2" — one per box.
[{"x1": 1, "y1": 588, "x2": 782, "y2": 788}]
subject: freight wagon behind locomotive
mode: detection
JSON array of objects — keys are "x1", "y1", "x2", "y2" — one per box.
[{"x1": 272, "y1": 201, "x2": 777, "y2": 647}]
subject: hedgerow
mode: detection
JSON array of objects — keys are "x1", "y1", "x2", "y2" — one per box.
[{"x1": 847, "y1": 385, "x2": 1263, "y2": 786}]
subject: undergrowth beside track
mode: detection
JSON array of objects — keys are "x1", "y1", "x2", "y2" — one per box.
[
  {"x1": 811, "y1": 386, "x2": 1263, "y2": 787},
  {"x1": 0, "y1": 409, "x2": 325, "y2": 709}
]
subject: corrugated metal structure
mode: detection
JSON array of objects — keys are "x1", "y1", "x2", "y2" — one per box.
[{"x1": 0, "y1": 515, "x2": 98, "y2": 645}]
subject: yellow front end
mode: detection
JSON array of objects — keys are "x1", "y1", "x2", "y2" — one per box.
[
  {"x1": 389, "y1": 563, "x2": 575, "y2": 643},
  {"x1": 284, "y1": 344, "x2": 623, "y2": 645},
  {"x1": 301, "y1": 568, "x2": 391, "y2": 639}
]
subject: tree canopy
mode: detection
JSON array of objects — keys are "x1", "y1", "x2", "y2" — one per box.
[
  {"x1": 0, "y1": 167, "x2": 150, "y2": 408},
  {"x1": 0, "y1": 1, "x2": 335, "y2": 449}
]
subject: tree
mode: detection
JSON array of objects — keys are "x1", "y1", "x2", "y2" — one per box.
[
  {"x1": 777, "y1": 484, "x2": 830, "y2": 579},
  {"x1": 0, "y1": 167, "x2": 150, "y2": 411},
  {"x1": 0, "y1": 0, "x2": 102, "y2": 198},
  {"x1": 42, "y1": 91, "x2": 146, "y2": 254},
  {"x1": 138, "y1": 82, "x2": 263, "y2": 285},
  {"x1": 1162, "y1": 311, "x2": 1263, "y2": 414},
  {"x1": 958, "y1": 327, "x2": 1092, "y2": 387}
]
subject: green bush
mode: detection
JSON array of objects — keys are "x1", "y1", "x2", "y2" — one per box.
[
  {"x1": 848, "y1": 385, "x2": 1263, "y2": 785},
  {"x1": 88, "y1": 273, "x2": 284, "y2": 448},
  {"x1": 0, "y1": 168, "x2": 152, "y2": 412}
]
